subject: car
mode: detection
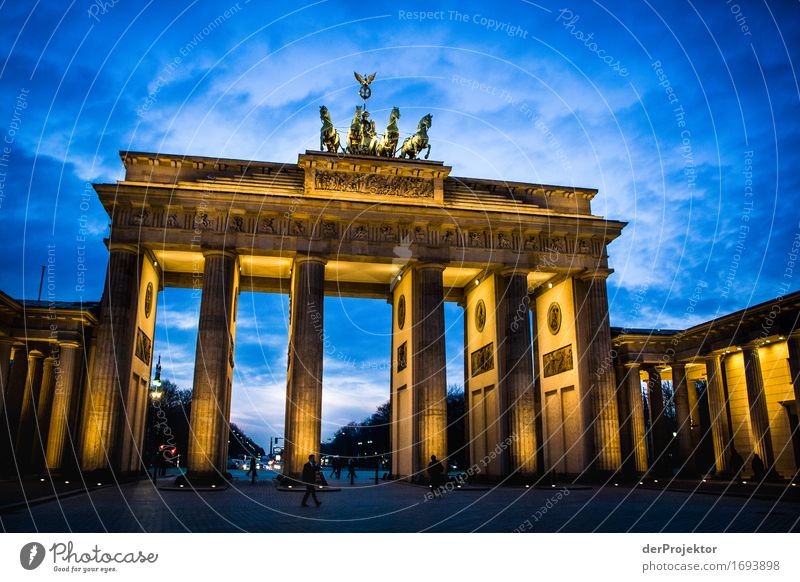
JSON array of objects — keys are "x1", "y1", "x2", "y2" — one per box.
[{"x1": 227, "y1": 458, "x2": 244, "y2": 470}]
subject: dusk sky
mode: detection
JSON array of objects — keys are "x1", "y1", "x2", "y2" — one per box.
[{"x1": 1, "y1": 1, "x2": 798, "y2": 447}]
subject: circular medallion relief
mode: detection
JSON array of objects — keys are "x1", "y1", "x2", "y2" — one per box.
[
  {"x1": 397, "y1": 295, "x2": 406, "y2": 330},
  {"x1": 475, "y1": 299, "x2": 487, "y2": 332},
  {"x1": 144, "y1": 282, "x2": 154, "y2": 319},
  {"x1": 547, "y1": 302, "x2": 562, "y2": 335}
]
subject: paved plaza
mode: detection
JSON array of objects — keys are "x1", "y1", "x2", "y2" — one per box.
[{"x1": 2, "y1": 470, "x2": 798, "y2": 533}]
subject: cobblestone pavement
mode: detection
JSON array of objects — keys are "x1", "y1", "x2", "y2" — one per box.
[{"x1": 2, "y1": 471, "x2": 799, "y2": 533}]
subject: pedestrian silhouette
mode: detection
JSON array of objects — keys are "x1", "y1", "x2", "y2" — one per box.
[
  {"x1": 347, "y1": 457, "x2": 357, "y2": 485},
  {"x1": 427, "y1": 454, "x2": 445, "y2": 497},
  {"x1": 730, "y1": 447, "x2": 744, "y2": 478},
  {"x1": 330, "y1": 457, "x2": 340, "y2": 480},
  {"x1": 246, "y1": 455, "x2": 258, "y2": 485},
  {"x1": 751, "y1": 453, "x2": 766, "y2": 481},
  {"x1": 301, "y1": 454, "x2": 322, "y2": 507}
]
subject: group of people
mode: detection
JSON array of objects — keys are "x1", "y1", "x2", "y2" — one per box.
[
  {"x1": 729, "y1": 448, "x2": 771, "y2": 481},
  {"x1": 327, "y1": 456, "x2": 358, "y2": 484}
]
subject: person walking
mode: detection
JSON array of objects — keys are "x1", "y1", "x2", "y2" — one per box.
[
  {"x1": 246, "y1": 455, "x2": 258, "y2": 485},
  {"x1": 347, "y1": 457, "x2": 357, "y2": 485},
  {"x1": 427, "y1": 454, "x2": 445, "y2": 497},
  {"x1": 751, "y1": 453, "x2": 766, "y2": 481},
  {"x1": 329, "y1": 457, "x2": 340, "y2": 480},
  {"x1": 301, "y1": 454, "x2": 322, "y2": 507}
]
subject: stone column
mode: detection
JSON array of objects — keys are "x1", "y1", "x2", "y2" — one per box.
[
  {"x1": 742, "y1": 345, "x2": 774, "y2": 466},
  {"x1": 580, "y1": 273, "x2": 622, "y2": 473},
  {"x1": 283, "y1": 255, "x2": 326, "y2": 477},
  {"x1": 188, "y1": 250, "x2": 239, "y2": 477},
  {"x1": 30, "y1": 356, "x2": 56, "y2": 471},
  {"x1": 46, "y1": 342, "x2": 81, "y2": 471},
  {"x1": 15, "y1": 350, "x2": 45, "y2": 471},
  {"x1": 624, "y1": 363, "x2": 648, "y2": 474},
  {"x1": 671, "y1": 362, "x2": 695, "y2": 475},
  {"x1": 496, "y1": 270, "x2": 537, "y2": 475},
  {"x1": 788, "y1": 334, "x2": 800, "y2": 426},
  {"x1": 411, "y1": 263, "x2": 448, "y2": 476},
  {"x1": 79, "y1": 245, "x2": 141, "y2": 472},
  {"x1": 530, "y1": 299, "x2": 545, "y2": 473},
  {"x1": 704, "y1": 355, "x2": 731, "y2": 474},
  {"x1": 1, "y1": 346, "x2": 28, "y2": 473},
  {"x1": 646, "y1": 367, "x2": 670, "y2": 475},
  {"x1": 0, "y1": 337, "x2": 14, "y2": 420}
]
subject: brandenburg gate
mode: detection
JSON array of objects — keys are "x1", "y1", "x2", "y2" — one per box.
[{"x1": 77, "y1": 144, "x2": 625, "y2": 483}]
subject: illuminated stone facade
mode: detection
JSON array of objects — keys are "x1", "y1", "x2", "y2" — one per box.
[{"x1": 2, "y1": 148, "x2": 795, "y2": 484}]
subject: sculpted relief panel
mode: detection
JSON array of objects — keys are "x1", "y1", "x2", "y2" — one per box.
[{"x1": 314, "y1": 170, "x2": 434, "y2": 199}]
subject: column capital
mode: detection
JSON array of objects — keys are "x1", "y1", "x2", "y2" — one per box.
[
  {"x1": 413, "y1": 261, "x2": 446, "y2": 272},
  {"x1": 578, "y1": 268, "x2": 614, "y2": 282},
  {"x1": 57, "y1": 340, "x2": 81, "y2": 350},
  {"x1": 202, "y1": 248, "x2": 238, "y2": 260},
  {"x1": 108, "y1": 242, "x2": 140, "y2": 255},
  {"x1": 27, "y1": 349, "x2": 44, "y2": 360},
  {"x1": 293, "y1": 254, "x2": 327, "y2": 266},
  {"x1": 623, "y1": 362, "x2": 641, "y2": 370},
  {"x1": 499, "y1": 266, "x2": 529, "y2": 277}
]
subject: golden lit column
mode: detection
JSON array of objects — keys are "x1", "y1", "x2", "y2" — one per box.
[
  {"x1": 79, "y1": 244, "x2": 141, "y2": 472},
  {"x1": 742, "y1": 345, "x2": 775, "y2": 467},
  {"x1": 15, "y1": 349, "x2": 45, "y2": 470},
  {"x1": 45, "y1": 342, "x2": 81, "y2": 471},
  {"x1": 580, "y1": 272, "x2": 622, "y2": 473},
  {"x1": 788, "y1": 334, "x2": 800, "y2": 420},
  {"x1": 30, "y1": 355, "x2": 56, "y2": 471},
  {"x1": 283, "y1": 255, "x2": 326, "y2": 477},
  {"x1": 704, "y1": 354, "x2": 731, "y2": 474},
  {"x1": 411, "y1": 263, "x2": 448, "y2": 476},
  {"x1": 496, "y1": 269, "x2": 537, "y2": 475},
  {"x1": 529, "y1": 299, "x2": 544, "y2": 472},
  {"x1": 187, "y1": 250, "x2": 239, "y2": 476},
  {"x1": 671, "y1": 362, "x2": 695, "y2": 474},
  {"x1": 646, "y1": 366, "x2": 670, "y2": 474},
  {"x1": 624, "y1": 363, "x2": 648, "y2": 473},
  {"x1": 1, "y1": 346, "x2": 28, "y2": 473},
  {"x1": 0, "y1": 337, "x2": 14, "y2": 420}
]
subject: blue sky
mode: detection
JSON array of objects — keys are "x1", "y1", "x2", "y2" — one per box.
[{"x1": 1, "y1": 1, "x2": 799, "y2": 446}]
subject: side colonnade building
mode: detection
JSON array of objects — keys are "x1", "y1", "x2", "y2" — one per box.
[{"x1": 612, "y1": 293, "x2": 800, "y2": 480}]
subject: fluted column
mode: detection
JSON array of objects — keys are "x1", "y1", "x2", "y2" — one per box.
[
  {"x1": 786, "y1": 334, "x2": 800, "y2": 433},
  {"x1": 79, "y1": 245, "x2": 141, "y2": 472},
  {"x1": 283, "y1": 255, "x2": 326, "y2": 477},
  {"x1": 704, "y1": 355, "x2": 731, "y2": 474},
  {"x1": 530, "y1": 299, "x2": 545, "y2": 473},
  {"x1": 188, "y1": 250, "x2": 239, "y2": 476},
  {"x1": 0, "y1": 337, "x2": 14, "y2": 420},
  {"x1": 412, "y1": 263, "x2": 448, "y2": 476},
  {"x1": 30, "y1": 356, "x2": 56, "y2": 471},
  {"x1": 623, "y1": 363, "x2": 648, "y2": 474},
  {"x1": 1, "y1": 346, "x2": 28, "y2": 473},
  {"x1": 645, "y1": 367, "x2": 670, "y2": 474},
  {"x1": 742, "y1": 345, "x2": 774, "y2": 466},
  {"x1": 15, "y1": 350, "x2": 45, "y2": 472},
  {"x1": 580, "y1": 273, "x2": 622, "y2": 472},
  {"x1": 497, "y1": 270, "x2": 537, "y2": 475},
  {"x1": 45, "y1": 342, "x2": 81, "y2": 471},
  {"x1": 671, "y1": 363, "x2": 695, "y2": 474}
]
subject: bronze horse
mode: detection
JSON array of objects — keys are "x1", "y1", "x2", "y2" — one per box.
[
  {"x1": 375, "y1": 107, "x2": 401, "y2": 157},
  {"x1": 346, "y1": 105, "x2": 363, "y2": 154},
  {"x1": 319, "y1": 106, "x2": 340, "y2": 153},
  {"x1": 399, "y1": 114, "x2": 432, "y2": 160}
]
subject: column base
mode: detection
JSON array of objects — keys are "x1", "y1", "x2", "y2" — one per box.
[{"x1": 175, "y1": 472, "x2": 232, "y2": 488}]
